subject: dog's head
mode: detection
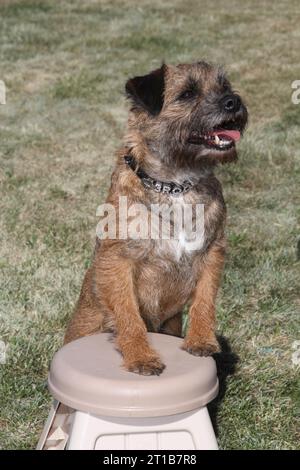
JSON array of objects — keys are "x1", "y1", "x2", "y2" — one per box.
[{"x1": 125, "y1": 61, "x2": 248, "y2": 165}]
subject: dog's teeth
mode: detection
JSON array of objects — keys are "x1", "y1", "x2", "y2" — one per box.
[{"x1": 215, "y1": 135, "x2": 220, "y2": 145}]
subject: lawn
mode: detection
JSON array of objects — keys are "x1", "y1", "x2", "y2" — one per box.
[{"x1": 0, "y1": 0, "x2": 299, "y2": 450}]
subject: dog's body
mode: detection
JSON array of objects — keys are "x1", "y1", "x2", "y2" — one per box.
[{"x1": 65, "y1": 61, "x2": 248, "y2": 375}]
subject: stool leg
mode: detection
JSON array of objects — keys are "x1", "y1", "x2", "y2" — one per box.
[
  {"x1": 67, "y1": 411, "x2": 97, "y2": 450},
  {"x1": 187, "y1": 407, "x2": 218, "y2": 450}
]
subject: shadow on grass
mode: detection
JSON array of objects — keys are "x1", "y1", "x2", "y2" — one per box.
[{"x1": 208, "y1": 335, "x2": 239, "y2": 436}]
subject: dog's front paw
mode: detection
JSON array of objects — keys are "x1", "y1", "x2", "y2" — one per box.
[
  {"x1": 126, "y1": 356, "x2": 166, "y2": 376},
  {"x1": 182, "y1": 336, "x2": 220, "y2": 357}
]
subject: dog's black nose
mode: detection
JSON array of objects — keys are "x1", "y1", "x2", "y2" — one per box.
[{"x1": 221, "y1": 94, "x2": 241, "y2": 113}]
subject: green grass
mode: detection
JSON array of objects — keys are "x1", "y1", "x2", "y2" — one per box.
[{"x1": 0, "y1": 0, "x2": 299, "y2": 450}]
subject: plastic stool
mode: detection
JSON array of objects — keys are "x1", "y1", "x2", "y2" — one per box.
[{"x1": 38, "y1": 333, "x2": 219, "y2": 450}]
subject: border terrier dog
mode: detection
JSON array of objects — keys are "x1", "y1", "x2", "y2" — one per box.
[{"x1": 64, "y1": 61, "x2": 248, "y2": 375}]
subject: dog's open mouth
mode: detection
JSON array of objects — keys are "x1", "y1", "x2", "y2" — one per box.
[{"x1": 188, "y1": 123, "x2": 241, "y2": 151}]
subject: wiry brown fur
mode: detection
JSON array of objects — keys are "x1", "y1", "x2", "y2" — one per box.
[{"x1": 64, "y1": 61, "x2": 248, "y2": 375}]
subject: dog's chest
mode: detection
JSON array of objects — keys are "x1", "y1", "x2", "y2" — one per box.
[
  {"x1": 133, "y1": 193, "x2": 225, "y2": 321},
  {"x1": 151, "y1": 195, "x2": 221, "y2": 261},
  {"x1": 154, "y1": 227, "x2": 202, "y2": 262}
]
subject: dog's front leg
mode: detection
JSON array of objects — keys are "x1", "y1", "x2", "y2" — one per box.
[
  {"x1": 98, "y1": 254, "x2": 165, "y2": 375},
  {"x1": 183, "y1": 241, "x2": 225, "y2": 356}
]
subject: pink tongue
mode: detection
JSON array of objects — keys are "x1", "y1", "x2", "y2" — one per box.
[{"x1": 210, "y1": 129, "x2": 241, "y2": 141}]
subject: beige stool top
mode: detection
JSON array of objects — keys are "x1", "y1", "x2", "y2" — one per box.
[{"x1": 48, "y1": 333, "x2": 218, "y2": 418}]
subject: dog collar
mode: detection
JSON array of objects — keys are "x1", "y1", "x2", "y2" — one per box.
[{"x1": 124, "y1": 155, "x2": 193, "y2": 196}]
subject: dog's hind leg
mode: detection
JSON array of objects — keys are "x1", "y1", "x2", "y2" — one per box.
[{"x1": 64, "y1": 268, "x2": 104, "y2": 344}]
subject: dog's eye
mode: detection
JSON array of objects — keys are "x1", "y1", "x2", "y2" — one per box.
[{"x1": 178, "y1": 89, "x2": 195, "y2": 101}]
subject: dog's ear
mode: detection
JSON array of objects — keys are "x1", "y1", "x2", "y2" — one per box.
[{"x1": 125, "y1": 64, "x2": 166, "y2": 115}]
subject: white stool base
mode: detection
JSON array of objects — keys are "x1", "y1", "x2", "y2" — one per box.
[{"x1": 67, "y1": 407, "x2": 218, "y2": 450}]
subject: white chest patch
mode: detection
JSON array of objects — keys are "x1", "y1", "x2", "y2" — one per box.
[{"x1": 154, "y1": 196, "x2": 205, "y2": 261}]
